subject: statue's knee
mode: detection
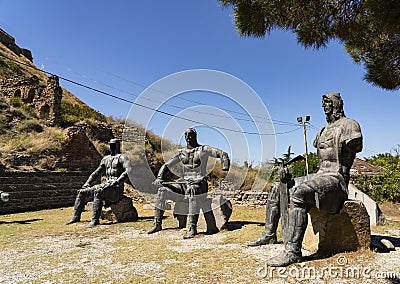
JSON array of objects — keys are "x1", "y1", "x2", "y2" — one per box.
[
  {"x1": 77, "y1": 188, "x2": 90, "y2": 198},
  {"x1": 290, "y1": 186, "x2": 307, "y2": 208},
  {"x1": 158, "y1": 187, "x2": 168, "y2": 195},
  {"x1": 267, "y1": 183, "x2": 280, "y2": 202}
]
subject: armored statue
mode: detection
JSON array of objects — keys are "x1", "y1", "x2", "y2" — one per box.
[
  {"x1": 66, "y1": 139, "x2": 132, "y2": 228},
  {"x1": 248, "y1": 92, "x2": 362, "y2": 266},
  {"x1": 148, "y1": 128, "x2": 230, "y2": 239}
]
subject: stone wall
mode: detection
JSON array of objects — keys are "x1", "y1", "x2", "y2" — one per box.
[
  {"x1": 56, "y1": 126, "x2": 103, "y2": 170},
  {"x1": 0, "y1": 29, "x2": 15, "y2": 46},
  {"x1": 0, "y1": 28, "x2": 33, "y2": 62},
  {"x1": 0, "y1": 171, "x2": 90, "y2": 214},
  {"x1": 0, "y1": 74, "x2": 62, "y2": 126}
]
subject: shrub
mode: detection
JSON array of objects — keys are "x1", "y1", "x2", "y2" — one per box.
[
  {"x1": 20, "y1": 104, "x2": 37, "y2": 118},
  {"x1": 60, "y1": 101, "x2": 107, "y2": 127},
  {"x1": 17, "y1": 119, "x2": 43, "y2": 133},
  {"x1": 9, "y1": 96, "x2": 23, "y2": 107}
]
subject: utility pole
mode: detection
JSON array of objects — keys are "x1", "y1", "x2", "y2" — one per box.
[{"x1": 297, "y1": 115, "x2": 310, "y2": 176}]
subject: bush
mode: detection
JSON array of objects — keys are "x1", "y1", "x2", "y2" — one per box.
[
  {"x1": 0, "y1": 56, "x2": 20, "y2": 75},
  {"x1": 20, "y1": 104, "x2": 37, "y2": 118},
  {"x1": 60, "y1": 101, "x2": 107, "y2": 127},
  {"x1": 352, "y1": 153, "x2": 400, "y2": 203},
  {"x1": 9, "y1": 96, "x2": 23, "y2": 107},
  {"x1": 17, "y1": 119, "x2": 43, "y2": 133}
]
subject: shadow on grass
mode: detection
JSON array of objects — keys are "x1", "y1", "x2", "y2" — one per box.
[
  {"x1": 388, "y1": 277, "x2": 400, "y2": 284},
  {"x1": 300, "y1": 234, "x2": 400, "y2": 265},
  {"x1": 371, "y1": 234, "x2": 400, "y2": 253},
  {"x1": 226, "y1": 220, "x2": 265, "y2": 231},
  {"x1": 0, "y1": 218, "x2": 43, "y2": 225}
]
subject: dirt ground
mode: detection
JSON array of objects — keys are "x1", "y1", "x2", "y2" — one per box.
[{"x1": 0, "y1": 202, "x2": 399, "y2": 284}]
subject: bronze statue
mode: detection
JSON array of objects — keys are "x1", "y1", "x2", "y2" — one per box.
[
  {"x1": 147, "y1": 128, "x2": 230, "y2": 239},
  {"x1": 65, "y1": 139, "x2": 132, "y2": 228},
  {"x1": 248, "y1": 92, "x2": 362, "y2": 267}
]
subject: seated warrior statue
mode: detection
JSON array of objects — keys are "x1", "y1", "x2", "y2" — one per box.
[
  {"x1": 66, "y1": 139, "x2": 132, "y2": 228},
  {"x1": 248, "y1": 92, "x2": 362, "y2": 267},
  {"x1": 148, "y1": 128, "x2": 230, "y2": 239}
]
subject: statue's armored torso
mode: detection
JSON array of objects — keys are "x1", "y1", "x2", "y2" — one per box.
[
  {"x1": 314, "y1": 117, "x2": 362, "y2": 181},
  {"x1": 316, "y1": 121, "x2": 341, "y2": 174},
  {"x1": 102, "y1": 154, "x2": 125, "y2": 182},
  {"x1": 178, "y1": 146, "x2": 208, "y2": 179}
]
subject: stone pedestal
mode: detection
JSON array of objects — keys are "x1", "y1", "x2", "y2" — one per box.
[
  {"x1": 173, "y1": 195, "x2": 232, "y2": 232},
  {"x1": 101, "y1": 196, "x2": 138, "y2": 222},
  {"x1": 303, "y1": 200, "x2": 371, "y2": 256}
]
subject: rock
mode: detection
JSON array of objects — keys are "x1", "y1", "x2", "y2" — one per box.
[
  {"x1": 109, "y1": 196, "x2": 138, "y2": 222},
  {"x1": 173, "y1": 195, "x2": 233, "y2": 232},
  {"x1": 101, "y1": 207, "x2": 116, "y2": 222},
  {"x1": 303, "y1": 200, "x2": 371, "y2": 256},
  {"x1": 381, "y1": 239, "x2": 395, "y2": 251}
]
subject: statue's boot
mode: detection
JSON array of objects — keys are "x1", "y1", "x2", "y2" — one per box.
[
  {"x1": 267, "y1": 207, "x2": 306, "y2": 266},
  {"x1": 247, "y1": 198, "x2": 279, "y2": 246},
  {"x1": 85, "y1": 198, "x2": 103, "y2": 228},
  {"x1": 65, "y1": 196, "x2": 86, "y2": 225},
  {"x1": 183, "y1": 214, "x2": 199, "y2": 239},
  {"x1": 147, "y1": 209, "x2": 164, "y2": 234}
]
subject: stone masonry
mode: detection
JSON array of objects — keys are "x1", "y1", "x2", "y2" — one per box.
[
  {"x1": 0, "y1": 171, "x2": 90, "y2": 214},
  {"x1": 0, "y1": 74, "x2": 62, "y2": 126}
]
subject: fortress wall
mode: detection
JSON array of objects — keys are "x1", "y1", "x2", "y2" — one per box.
[{"x1": 0, "y1": 171, "x2": 90, "y2": 214}]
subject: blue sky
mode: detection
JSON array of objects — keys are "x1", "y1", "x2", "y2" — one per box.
[{"x1": 1, "y1": 0, "x2": 399, "y2": 164}]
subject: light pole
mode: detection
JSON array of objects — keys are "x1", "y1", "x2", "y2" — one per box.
[{"x1": 297, "y1": 115, "x2": 310, "y2": 176}]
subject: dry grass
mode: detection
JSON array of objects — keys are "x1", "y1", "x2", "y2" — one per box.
[
  {"x1": 1, "y1": 126, "x2": 65, "y2": 154},
  {"x1": 0, "y1": 203, "x2": 399, "y2": 283}
]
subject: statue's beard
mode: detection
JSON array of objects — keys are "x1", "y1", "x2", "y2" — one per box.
[{"x1": 326, "y1": 110, "x2": 345, "y2": 123}]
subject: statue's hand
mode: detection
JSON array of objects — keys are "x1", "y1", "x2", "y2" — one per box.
[
  {"x1": 278, "y1": 167, "x2": 292, "y2": 184},
  {"x1": 152, "y1": 178, "x2": 164, "y2": 186}
]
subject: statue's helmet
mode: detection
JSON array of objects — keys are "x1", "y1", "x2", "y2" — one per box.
[
  {"x1": 322, "y1": 92, "x2": 345, "y2": 118},
  {"x1": 109, "y1": 139, "x2": 121, "y2": 154},
  {"x1": 184, "y1": 128, "x2": 198, "y2": 146}
]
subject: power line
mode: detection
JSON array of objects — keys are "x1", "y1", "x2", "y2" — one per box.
[
  {"x1": 2, "y1": 55, "x2": 303, "y2": 135},
  {"x1": 97, "y1": 70, "x2": 300, "y2": 126}
]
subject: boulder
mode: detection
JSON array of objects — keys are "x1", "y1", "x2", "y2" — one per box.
[
  {"x1": 173, "y1": 195, "x2": 233, "y2": 232},
  {"x1": 101, "y1": 196, "x2": 138, "y2": 222},
  {"x1": 303, "y1": 200, "x2": 371, "y2": 256}
]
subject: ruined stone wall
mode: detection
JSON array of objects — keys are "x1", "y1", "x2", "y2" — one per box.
[
  {"x1": 0, "y1": 29, "x2": 15, "y2": 46},
  {"x1": 0, "y1": 74, "x2": 62, "y2": 126},
  {"x1": 0, "y1": 28, "x2": 33, "y2": 62},
  {"x1": 122, "y1": 127, "x2": 146, "y2": 145},
  {"x1": 56, "y1": 125, "x2": 103, "y2": 170},
  {"x1": 0, "y1": 171, "x2": 91, "y2": 214}
]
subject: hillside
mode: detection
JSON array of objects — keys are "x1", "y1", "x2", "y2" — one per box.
[
  {"x1": 0, "y1": 32, "x2": 268, "y2": 194},
  {"x1": 0, "y1": 35, "x2": 163, "y2": 173}
]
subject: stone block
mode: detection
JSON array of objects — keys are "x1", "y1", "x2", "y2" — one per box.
[
  {"x1": 173, "y1": 195, "x2": 233, "y2": 232},
  {"x1": 303, "y1": 200, "x2": 371, "y2": 256},
  {"x1": 203, "y1": 195, "x2": 232, "y2": 231},
  {"x1": 101, "y1": 196, "x2": 138, "y2": 222}
]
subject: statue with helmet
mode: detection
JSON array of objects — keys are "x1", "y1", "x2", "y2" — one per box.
[
  {"x1": 247, "y1": 92, "x2": 363, "y2": 266},
  {"x1": 65, "y1": 139, "x2": 132, "y2": 228}
]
